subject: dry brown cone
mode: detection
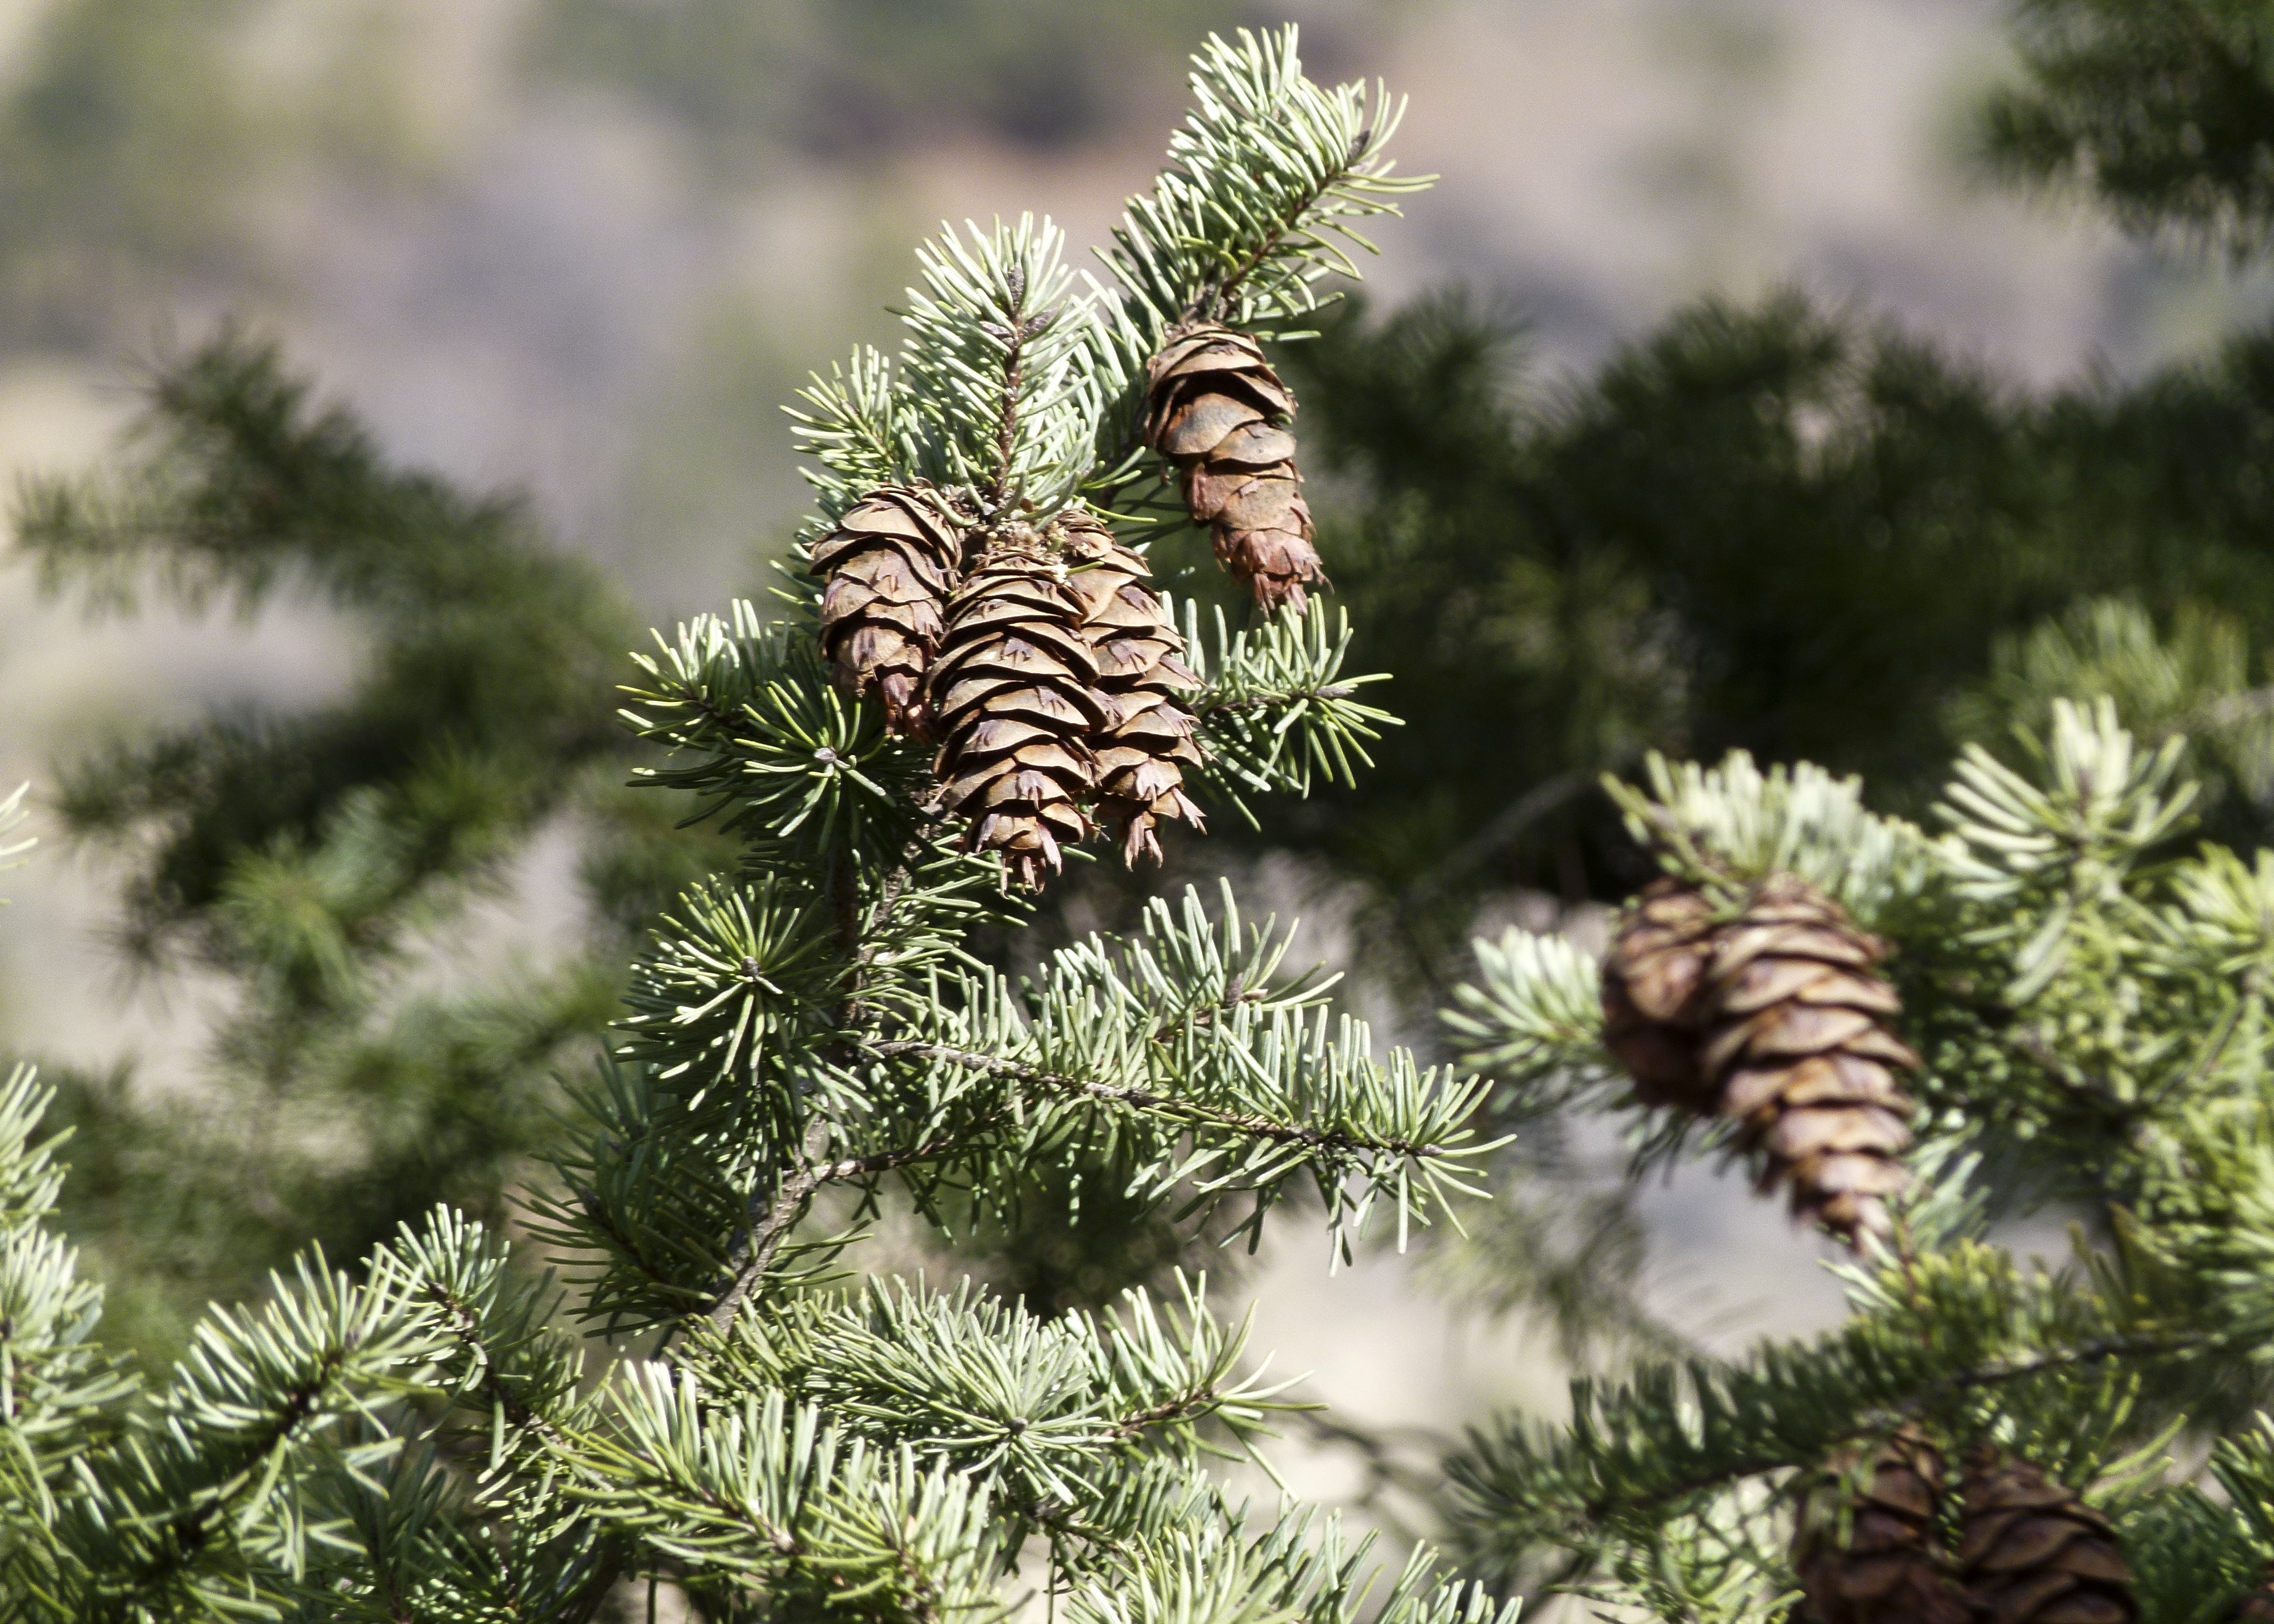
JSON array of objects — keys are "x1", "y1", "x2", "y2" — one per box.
[
  {"x1": 1600, "y1": 871, "x2": 1920, "y2": 1242},
  {"x1": 1959, "y1": 1451, "x2": 2137, "y2": 1624},
  {"x1": 1601, "y1": 877, "x2": 1721, "y2": 1113},
  {"x1": 1698, "y1": 873, "x2": 1921, "y2": 1243},
  {"x1": 1793, "y1": 1427, "x2": 1971, "y2": 1624},
  {"x1": 1054, "y1": 514, "x2": 1206, "y2": 866},
  {"x1": 1143, "y1": 323, "x2": 1324, "y2": 614},
  {"x1": 925, "y1": 527, "x2": 1104, "y2": 888},
  {"x1": 811, "y1": 486, "x2": 967, "y2": 736}
]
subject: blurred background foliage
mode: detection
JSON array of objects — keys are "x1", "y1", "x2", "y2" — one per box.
[{"x1": 12, "y1": 0, "x2": 2274, "y2": 1545}]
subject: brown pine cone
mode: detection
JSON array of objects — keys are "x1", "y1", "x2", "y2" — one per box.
[
  {"x1": 1699, "y1": 874, "x2": 1920, "y2": 1243},
  {"x1": 1794, "y1": 1427, "x2": 1970, "y2": 1624},
  {"x1": 1143, "y1": 323, "x2": 1324, "y2": 614},
  {"x1": 1057, "y1": 514, "x2": 1206, "y2": 866},
  {"x1": 1958, "y1": 1451, "x2": 2136, "y2": 1624},
  {"x1": 925, "y1": 529, "x2": 1104, "y2": 889},
  {"x1": 1601, "y1": 878, "x2": 1720, "y2": 1112},
  {"x1": 811, "y1": 486, "x2": 967, "y2": 736}
]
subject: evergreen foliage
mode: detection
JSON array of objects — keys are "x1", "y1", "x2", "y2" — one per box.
[
  {"x1": 4, "y1": 334, "x2": 701, "y2": 1357},
  {"x1": 0, "y1": 29, "x2": 1522, "y2": 1621},
  {"x1": 1272, "y1": 266, "x2": 2274, "y2": 986},
  {"x1": 1432, "y1": 704, "x2": 2274, "y2": 1619},
  {"x1": 1976, "y1": 0, "x2": 2274, "y2": 253}
]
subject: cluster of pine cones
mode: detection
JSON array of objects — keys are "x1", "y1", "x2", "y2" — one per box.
[
  {"x1": 814, "y1": 494, "x2": 1205, "y2": 887},
  {"x1": 1796, "y1": 1431, "x2": 2137, "y2": 1624},
  {"x1": 1602, "y1": 871, "x2": 1921, "y2": 1244},
  {"x1": 810, "y1": 320, "x2": 1320, "y2": 886}
]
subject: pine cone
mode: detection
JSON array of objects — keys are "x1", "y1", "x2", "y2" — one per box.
[
  {"x1": 1601, "y1": 878, "x2": 1720, "y2": 1112},
  {"x1": 1601, "y1": 872, "x2": 1920, "y2": 1242},
  {"x1": 1700, "y1": 874, "x2": 1920, "y2": 1242},
  {"x1": 1058, "y1": 515, "x2": 1206, "y2": 866},
  {"x1": 1144, "y1": 323, "x2": 1324, "y2": 614},
  {"x1": 926, "y1": 529, "x2": 1103, "y2": 888},
  {"x1": 1794, "y1": 1428, "x2": 1970, "y2": 1624},
  {"x1": 811, "y1": 486, "x2": 967, "y2": 736},
  {"x1": 1959, "y1": 1451, "x2": 2136, "y2": 1624}
]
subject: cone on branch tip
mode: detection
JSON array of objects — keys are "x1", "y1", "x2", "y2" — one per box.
[
  {"x1": 1958, "y1": 1451, "x2": 2136, "y2": 1624},
  {"x1": 811, "y1": 485, "x2": 968, "y2": 736},
  {"x1": 1144, "y1": 322, "x2": 1324, "y2": 614},
  {"x1": 1059, "y1": 513, "x2": 1206, "y2": 867},
  {"x1": 925, "y1": 524, "x2": 1103, "y2": 889},
  {"x1": 1794, "y1": 1427, "x2": 1970, "y2": 1624},
  {"x1": 1601, "y1": 871, "x2": 1921, "y2": 1244}
]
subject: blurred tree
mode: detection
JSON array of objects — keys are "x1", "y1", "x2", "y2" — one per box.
[
  {"x1": 530, "y1": 0, "x2": 1265, "y2": 166},
  {"x1": 6, "y1": 335, "x2": 731, "y2": 1358},
  {"x1": 1271, "y1": 276, "x2": 2274, "y2": 990},
  {"x1": 1977, "y1": 0, "x2": 2274, "y2": 254}
]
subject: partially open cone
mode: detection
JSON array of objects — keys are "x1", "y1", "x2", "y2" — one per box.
[
  {"x1": 925, "y1": 530, "x2": 1103, "y2": 889},
  {"x1": 1700, "y1": 874, "x2": 1920, "y2": 1243},
  {"x1": 1144, "y1": 323, "x2": 1324, "y2": 614},
  {"x1": 811, "y1": 486, "x2": 967, "y2": 736},
  {"x1": 1058, "y1": 513, "x2": 1206, "y2": 866},
  {"x1": 1959, "y1": 1451, "x2": 2136, "y2": 1624},
  {"x1": 1794, "y1": 1427, "x2": 1970, "y2": 1624},
  {"x1": 1600, "y1": 871, "x2": 1920, "y2": 1244}
]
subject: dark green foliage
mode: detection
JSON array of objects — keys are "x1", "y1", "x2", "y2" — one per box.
[
  {"x1": 1270, "y1": 286, "x2": 2274, "y2": 987},
  {"x1": 6, "y1": 335, "x2": 675, "y2": 1357},
  {"x1": 1976, "y1": 0, "x2": 2274, "y2": 253}
]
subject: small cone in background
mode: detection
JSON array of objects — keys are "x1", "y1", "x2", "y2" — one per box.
[
  {"x1": 1699, "y1": 874, "x2": 1920, "y2": 1244},
  {"x1": 1144, "y1": 323, "x2": 1324, "y2": 614},
  {"x1": 1959, "y1": 1451, "x2": 2137, "y2": 1624},
  {"x1": 1058, "y1": 513, "x2": 1206, "y2": 866},
  {"x1": 1794, "y1": 1427, "x2": 1970, "y2": 1624},
  {"x1": 811, "y1": 487, "x2": 966, "y2": 736},
  {"x1": 926, "y1": 529, "x2": 1103, "y2": 889},
  {"x1": 1601, "y1": 878, "x2": 1721, "y2": 1112}
]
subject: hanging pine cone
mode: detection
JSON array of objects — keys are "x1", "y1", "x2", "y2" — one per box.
[
  {"x1": 1144, "y1": 323, "x2": 1324, "y2": 614},
  {"x1": 1793, "y1": 1427, "x2": 1970, "y2": 1624},
  {"x1": 925, "y1": 528, "x2": 1104, "y2": 889},
  {"x1": 1600, "y1": 872, "x2": 1920, "y2": 1242},
  {"x1": 1699, "y1": 874, "x2": 1920, "y2": 1242},
  {"x1": 1959, "y1": 1451, "x2": 2136, "y2": 1624},
  {"x1": 1056, "y1": 515, "x2": 1206, "y2": 867},
  {"x1": 1601, "y1": 877, "x2": 1720, "y2": 1112},
  {"x1": 810, "y1": 486, "x2": 967, "y2": 736}
]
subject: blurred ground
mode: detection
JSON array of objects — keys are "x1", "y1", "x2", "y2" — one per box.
[{"x1": 0, "y1": 0, "x2": 2242, "y2": 1549}]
